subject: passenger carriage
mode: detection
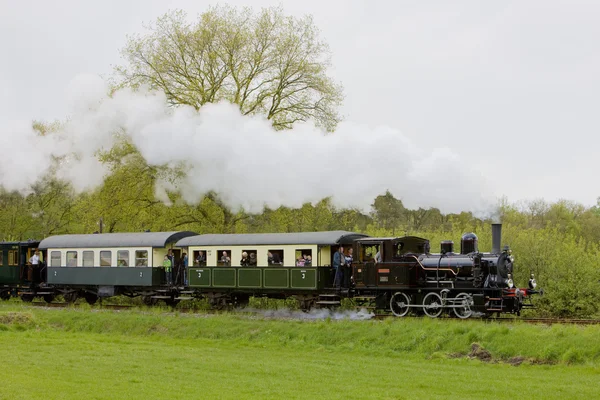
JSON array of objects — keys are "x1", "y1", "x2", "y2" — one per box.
[
  {"x1": 176, "y1": 231, "x2": 368, "y2": 310},
  {"x1": 38, "y1": 231, "x2": 196, "y2": 304}
]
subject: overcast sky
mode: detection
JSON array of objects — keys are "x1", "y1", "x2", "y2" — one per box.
[{"x1": 1, "y1": 0, "x2": 599, "y2": 208}]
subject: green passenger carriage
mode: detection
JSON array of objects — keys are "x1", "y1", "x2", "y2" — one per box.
[{"x1": 176, "y1": 231, "x2": 368, "y2": 309}]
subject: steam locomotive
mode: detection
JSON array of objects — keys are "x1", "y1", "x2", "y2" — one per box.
[{"x1": 0, "y1": 223, "x2": 540, "y2": 318}]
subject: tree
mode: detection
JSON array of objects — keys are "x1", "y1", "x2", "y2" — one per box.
[
  {"x1": 115, "y1": 5, "x2": 343, "y2": 131},
  {"x1": 370, "y1": 191, "x2": 407, "y2": 234}
]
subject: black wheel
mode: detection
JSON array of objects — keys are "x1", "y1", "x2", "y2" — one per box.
[
  {"x1": 142, "y1": 295, "x2": 158, "y2": 306},
  {"x1": 43, "y1": 294, "x2": 55, "y2": 304},
  {"x1": 21, "y1": 294, "x2": 34, "y2": 303},
  {"x1": 164, "y1": 298, "x2": 180, "y2": 307},
  {"x1": 422, "y1": 292, "x2": 444, "y2": 318},
  {"x1": 84, "y1": 293, "x2": 98, "y2": 305},
  {"x1": 235, "y1": 295, "x2": 250, "y2": 308},
  {"x1": 453, "y1": 293, "x2": 473, "y2": 319},
  {"x1": 64, "y1": 292, "x2": 79, "y2": 304},
  {"x1": 390, "y1": 292, "x2": 410, "y2": 317}
]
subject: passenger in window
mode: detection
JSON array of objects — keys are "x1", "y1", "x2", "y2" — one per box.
[
  {"x1": 221, "y1": 251, "x2": 231, "y2": 266},
  {"x1": 268, "y1": 252, "x2": 282, "y2": 266},
  {"x1": 296, "y1": 256, "x2": 305, "y2": 267},
  {"x1": 249, "y1": 253, "x2": 257, "y2": 266},
  {"x1": 268, "y1": 252, "x2": 273, "y2": 265},
  {"x1": 305, "y1": 255, "x2": 312, "y2": 266},
  {"x1": 196, "y1": 251, "x2": 206, "y2": 266},
  {"x1": 240, "y1": 252, "x2": 250, "y2": 267}
]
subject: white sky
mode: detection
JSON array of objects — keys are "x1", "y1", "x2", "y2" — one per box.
[{"x1": 1, "y1": 0, "x2": 599, "y2": 208}]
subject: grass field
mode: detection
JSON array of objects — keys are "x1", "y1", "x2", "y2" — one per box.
[{"x1": 1, "y1": 304, "x2": 598, "y2": 399}]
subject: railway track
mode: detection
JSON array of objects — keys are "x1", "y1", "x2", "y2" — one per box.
[
  {"x1": 24, "y1": 302, "x2": 600, "y2": 325},
  {"x1": 371, "y1": 314, "x2": 600, "y2": 325}
]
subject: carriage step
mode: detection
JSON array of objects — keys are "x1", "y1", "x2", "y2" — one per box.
[
  {"x1": 174, "y1": 297, "x2": 193, "y2": 301},
  {"x1": 151, "y1": 296, "x2": 173, "y2": 299},
  {"x1": 487, "y1": 298, "x2": 502, "y2": 300},
  {"x1": 487, "y1": 308, "x2": 503, "y2": 311},
  {"x1": 180, "y1": 291, "x2": 195, "y2": 294},
  {"x1": 34, "y1": 292, "x2": 54, "y2": 295},
  {"x1": 316, "y1": 301, "x2": 341, "y2": 305}
]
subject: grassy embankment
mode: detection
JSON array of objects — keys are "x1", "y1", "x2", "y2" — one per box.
[{"x1": 1, "y1": 304, "x2": 599, "y2": 399}]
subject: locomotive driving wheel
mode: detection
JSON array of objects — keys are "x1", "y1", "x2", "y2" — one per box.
[
  {"x1": 453, "y1": 293, "x2": 473, "y2": 319},
  {"x1": 422, "y1": 292, "x2": 443, "y2": 318},
  {"x1": 390, "y1": 292, "x2": 411, "y2": 317}
]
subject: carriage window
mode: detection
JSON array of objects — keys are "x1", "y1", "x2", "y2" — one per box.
[
  {"x1": 66, "y1": 251, "x2": 78, "y2": 267},
  {"x1": 295, "y1": 249, "x2": 312, "y2": 266},
  {"x1": 193, "y1": 250, "x2": 207, "y2": 266},
  {"x1": 7, "y1": 250, "x2": 19, "y2": 266},
  {"x1": 82, "y1": 251, "x2": 94, "y2": 267},
  {"x1": 135, "y1": 250, "x2": 148, "y2": 267},
  {"x1": 217, "y1": 250, "x2": 231, "y2": 267},
  {"x1": 267, "y1": 250, "x2": 283, "y2": 266},
  {"x1": 117, "y1": 250, "x2": 129, "y2": 267},
  {"x1": 51, "y1": 251, "x2": 61, "y2": 267},
  {"x1": 12, "y1": 250, "x2": 20, "y2": 266},
  {"x1": 242, "y1": 249, "x2": 257, "y2": 266},
  {"x1": 100, "y1": 251, "x2": 111, "y2": 267}
]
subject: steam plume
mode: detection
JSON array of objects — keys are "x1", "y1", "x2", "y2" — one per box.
[{"x1": 0, "y1": 74, "x2": 493, "y2": 214}]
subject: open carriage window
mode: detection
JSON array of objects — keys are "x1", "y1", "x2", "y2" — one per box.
[
  {"x1": 267, "y1": 250, "x2": 283, "y2": 266},
  {"x1": 135, "y1": 250, "x2": 148, "y2": 267},
  {"x1": 117, "y1": 250, "x2": 129, "y2": 267},
  {"x1": 193, "y1": 250, "x2": 207, "y2": 266},
  {"x1": 242, "y1": 250, "x2": 257, "y2": 267},
  {"x1": 295, "y1": 249, "x2": 312, "y2": 266},
  {"x1": 217, "y1": 250, "x2": 231, "y2": 267}
]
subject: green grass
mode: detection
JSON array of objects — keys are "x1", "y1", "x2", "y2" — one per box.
[{"x1": 1, "y1": 304, "x2": 599, "y2": 399}]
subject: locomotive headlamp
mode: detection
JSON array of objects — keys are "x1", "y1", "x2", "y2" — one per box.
[
  {"x1": 528, "y1": 274, "x2": 537, "y2": 289},
  {"x1": 507, "y1": 274, "x2": 514, "y2": 289}
]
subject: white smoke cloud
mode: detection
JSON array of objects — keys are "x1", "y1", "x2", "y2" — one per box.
[{"x1": 0, "y1": 73, "x2": 493, "y2": 214}]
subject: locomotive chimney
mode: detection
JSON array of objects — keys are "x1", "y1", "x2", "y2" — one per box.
[{"x1": 491, "y1": 223, "x2": 502, "y2": 254}]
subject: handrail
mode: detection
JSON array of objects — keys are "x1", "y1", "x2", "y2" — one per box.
[{"x1": 403, "y1": 255, "x2": 458, "y2": 276}]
